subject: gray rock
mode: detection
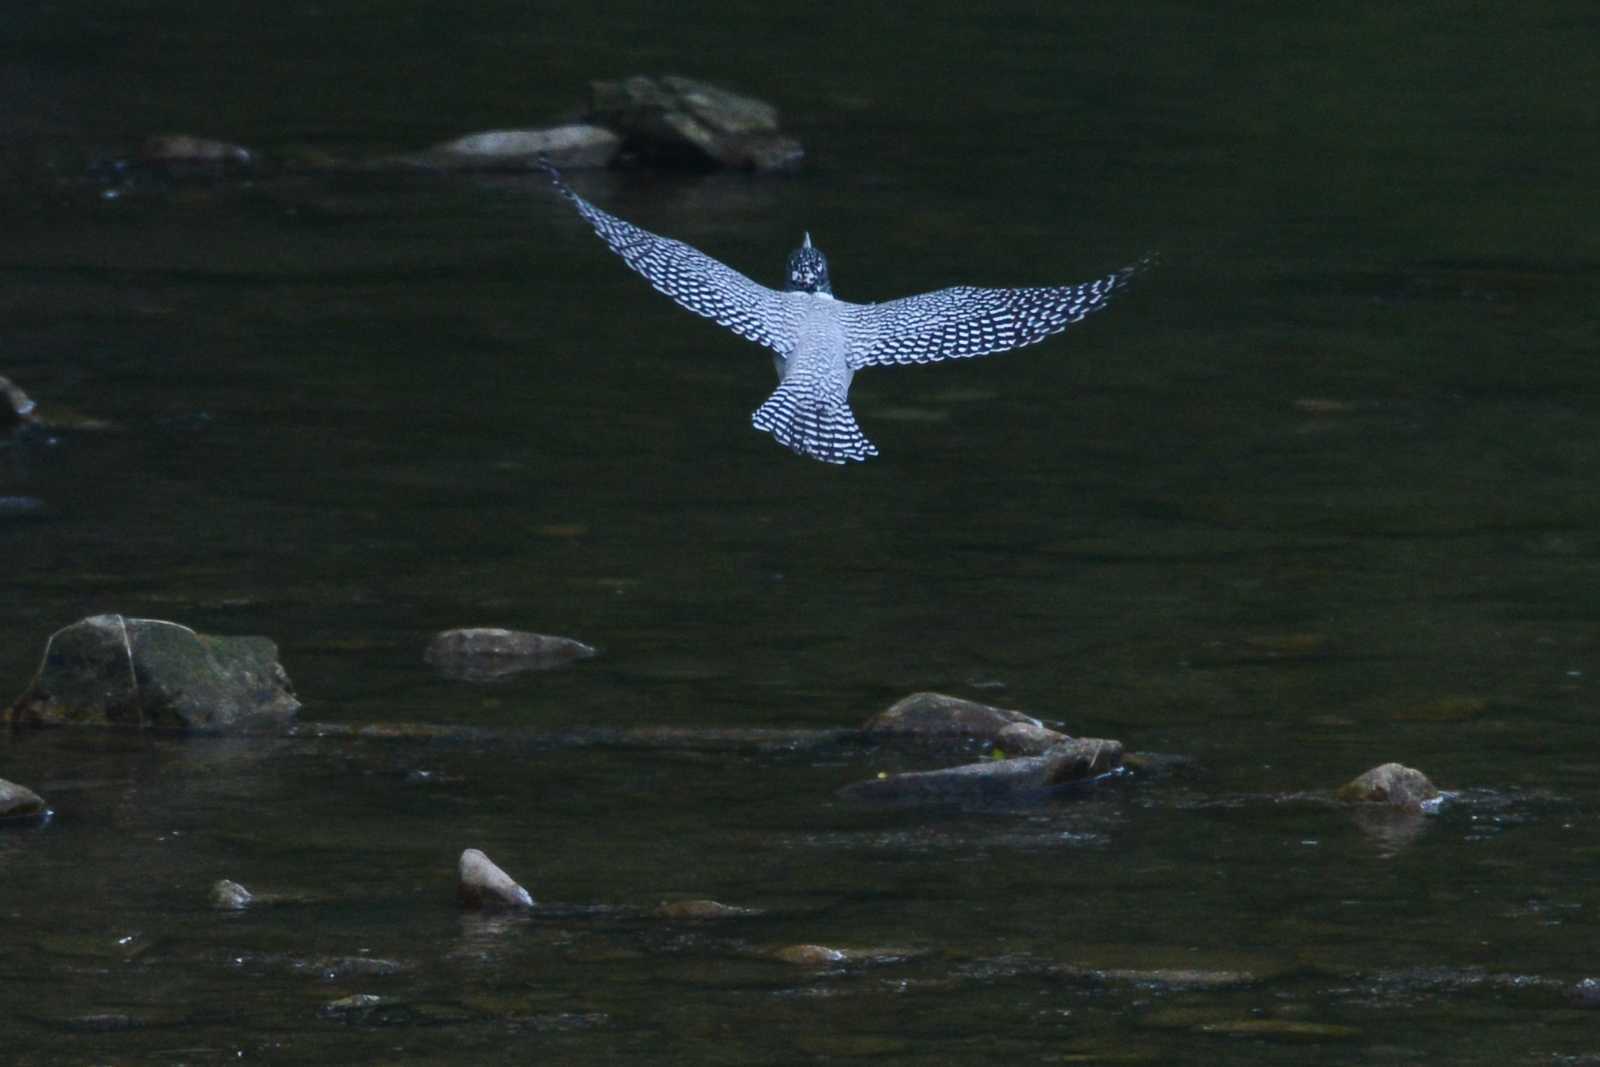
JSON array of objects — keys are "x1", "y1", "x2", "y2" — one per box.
[
  {"x1": 457, "y1": 848, "x2": 534, "y2": 911},
  {"x1": 1, "y1": 374, "x2": 37, "y2": 428},
  {"x1": 7, "y1": 614, "x2": 300, "y2": 732},
  {"x1": 838, "y1": 737, "x2": 1122, "y2": 805},
  {"x1": 141, "y1": 133, "x2": 255, "y2": 165},
  {"x1": 419, "y1": 124, "x2": 620, "y2": 171},
  {"x1": 862, "y1": 691, "x2": 1059, "y2": 746},
  {"x1": 587, "y1": 74, "x2": 804, "y2": 171},
  {"x1": 1335, "y1": 762, "x2": 1441, "y2": 811},
  {"x1": 0, "y1": 777, "x2": 49, "y2": 821},
  {"x1": 425, "y1": 627, "x2": 595, "y2": 682},
  {"x1": 209, "y1": 879, "x2": 254, "y2": 910}
]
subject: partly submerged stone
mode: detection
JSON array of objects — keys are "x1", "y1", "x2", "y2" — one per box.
[
  {"x1": 209, "y1": 879, "x2": 254, "y2": 911},
  {"x1": 0, "y1": 777, "x2": 49, "y2": 822},
  {"x1": 418, "y1": 124, "x2": 619, "y2": 171},
  {"x1": 139, "y1": 133, "x2": 257, "y2": 177},
  {"x1": 1, "y1": 374, "x2": 38, "y2": 428},
  {"x1": 839, "y1": 737, "x2": 1122, "y2": 805},
  {"x1": 1335, "y1": 762, "x2": 1441, "y2": 811},
  {"x1": 654, "y1": 899, "x2": 759, "y2": 920},
  {"x1": 7, "y1": 614, "x2": 300, "y2": 732},
  {"x1": 588, "y1": 74, "x2": 804, "y2": 171},
  {"x1": 862, "y1": 691, "x2": 1064, "y2": 749},
  {"x1": 771, "y1": 944, "x2": 848, "y2": 966},
  {"x1": 425, "y1": 627, "x2": 596, "y2": 682},
  {"x1": 458, "y1": 848, "x2": 534, "y2": 911}
]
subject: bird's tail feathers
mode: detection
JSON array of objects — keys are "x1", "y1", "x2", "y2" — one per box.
[{"x1": 752, "y1": 384, "x2": 878, "y2": 465}]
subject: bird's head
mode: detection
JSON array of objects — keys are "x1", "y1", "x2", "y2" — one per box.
[{"x1": 784, "y1": 233, "x2": 832, "y2": 295}]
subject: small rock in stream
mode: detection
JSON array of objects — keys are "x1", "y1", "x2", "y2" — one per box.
[
  {"x1": 209, "y1": 879, "x2": 254, "y2": 910},
  {"x1": 771, "y1": 943, "x2": 849, "y2": 966},
  {"x1": 1335, "y1": 762, "x2": 1442, "y2": 811},
  {"x1": 0, "y1": 777, "x2": 50, "y2": 822},
  {"x1": 417, "y1": 124, "x2": 620, "y2": 171},
  {"x1": 458, "y1": 848, "x2": 534, "y2": 911},
  {"x1": 1, "y1": 374, "x2": 39, "y2": 427},
  {"x1": 425, "y1": 627, "x2": 596, "y2": 682},
  {"x1": 863, "y1": 691, "x2": 1064, "y2": 749},
  {"x1": 654, "y1": 899, "x2": 760, "y2": 920}
]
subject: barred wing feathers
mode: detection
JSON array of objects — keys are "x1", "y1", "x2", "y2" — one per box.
[
  {"x1": 546, "y1": 165, "x2": 801, "y2": 355},
  {"x1": 843, "y1": 257, "x2": 1151, "y2": 369}
]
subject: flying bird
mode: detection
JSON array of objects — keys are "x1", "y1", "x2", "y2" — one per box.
[{"x1": 544, "y1": 163, "x2": 1149, "y2": 464}]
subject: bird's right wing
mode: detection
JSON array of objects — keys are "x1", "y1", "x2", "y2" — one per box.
[
  {"x1": 544, "y1": 163, "x2": 800, "y2": 355},
  {"x1": 841, "y1": 257, "x2": 1153, "y2": 369}
]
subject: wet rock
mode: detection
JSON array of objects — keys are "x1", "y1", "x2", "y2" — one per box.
[
  {"x1": 654, "y1": 899, "x2": 759, "y2": 920},
  {"x1": 994, "y1": 720, "x2": 1071, "y2": 756},
  {"x1": 139, "y1": 133, "x2": 257, "y2": 177},
  {"x1": 838, "y1": 737, "x2": 1122, "y2": 805},
  {"x1": 1336, "y1": 762, "x2": 1441, "y2": 811},
  {"x1": 425, "y1": 627, "x2": 596, "y2": 682},
  {"x1": 587, "y1": 74, "x2": 804, "y2": 171},
  {"x1": 6, "y1": 614, "x2": 300, "y2": 732},
  {"x1": 1573, "y1": 977, "x2": 1600, "y2": 1006},
  {"x1": 862, "y1": 691, "x2": 1059, "y2": 748},
  {"x1": 0, "y1": 777, "x2": 50, "y2": 822},
  {"x1": 458, "y1": 848, "x2": 534, "y2": 911},
  {"x1": 209, "y1": 879, "x2": 254, "y2": 910},
  {"x1": 418, "y1": 124, "x2": 619, "y2": 171},
  {"x1": 771, "y1": 943, "x2": 848, "y2": 966},
  {"x1": 1, "y1": 374, "x2": 38, "y2": 428}
]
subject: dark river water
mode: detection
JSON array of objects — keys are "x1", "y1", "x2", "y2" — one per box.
[{"x1": 4, "y1": 3, "x2": 1599, "y2": 1063}]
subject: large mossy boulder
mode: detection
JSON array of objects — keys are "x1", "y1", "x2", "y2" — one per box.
[{"x1": 7, "y1": 614, "x2": 299, "y2": 732}]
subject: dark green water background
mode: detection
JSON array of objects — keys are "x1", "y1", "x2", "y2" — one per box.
[{"x1": 3, "y1": 3, "x2": 1599, "y2": 1063}]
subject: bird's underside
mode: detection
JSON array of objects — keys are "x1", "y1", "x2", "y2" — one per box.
[{"x1": 543, "y1": 162, "x2": 1150, "y2": 464}]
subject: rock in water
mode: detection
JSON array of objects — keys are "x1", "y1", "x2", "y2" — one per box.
[
  {"x1": 1, "y1": 375, "x2": 38, "y2": 428},
  {"x1": 0, "y1": 778, "x2": 50, "y2": 822},
  {"x1": 419, "y1": 125, "x2": 620, "y2": 170},
  {"x1": 425, "y1": 627, "x2": 596, "y2": 682},
  {"x1": 862, "y1": 691, "x2": 1065, "y2": 750},
  {"x1": 1335, "y1": 763, "x2": 1442, "y2": 811},
  {"x1": 6, "y1": 614, "x2": 300, "y2": 732},
  {"x1": 587, "y1": 74, "x2": 804, "y2": 171},
  {"x1": 210, "y1": 879, "x2": 254, "y2": 910},
  {"x1": 457, "y1": 848, "x2": 534, "y2": 911}
]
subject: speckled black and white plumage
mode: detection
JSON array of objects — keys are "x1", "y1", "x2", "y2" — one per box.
[{"x1": 543, "y1": 163, "x2": 1148, "y2": 464}]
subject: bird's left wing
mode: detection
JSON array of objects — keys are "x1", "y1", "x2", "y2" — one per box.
[
  {"x1": 544, "y1": 164, "x2": 801, "y2": 355},
  {"x1": 842, "y1": 257, "x2": 1152, "y2": 369}
]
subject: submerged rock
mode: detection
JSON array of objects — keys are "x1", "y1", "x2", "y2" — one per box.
[
  {"x1": 458, "y1": 848, "x2": 534, "y2": 911},
  {"x1": 418, "y1": 124, "x2": 619, "y2": 171},
  {"x1": 425, "y1": 627, "x2": 596, "y2": 682},
  {"x1": 587, "y1": 74, "x2": 804, "y2": 171},
  {"x1": 654, "y1": 899, "x2": 759, "y2": 920},
  {"x1": 1336, "y1": 762, "x2": 1441, "y2": 811},
  {"x1": 862, "y1": 691, "x2": 1065, "y2": 750},
  {"x1": 838, "y1": 737, "x2": 1122, "y2": 805},
  {"x1": 7, "y1": 614, "x2": 299, "y2": 732},
  {"x1": 0, "y1": 777, "x2": 50, "y2": 822}
]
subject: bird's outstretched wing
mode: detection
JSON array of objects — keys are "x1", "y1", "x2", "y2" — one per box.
[
  {"x1": 543, "y1": 163, "x2": 801, "y2": 355},
  {"x1": 842, "y1": 256, "x2": 1153, "y2": 369}
]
